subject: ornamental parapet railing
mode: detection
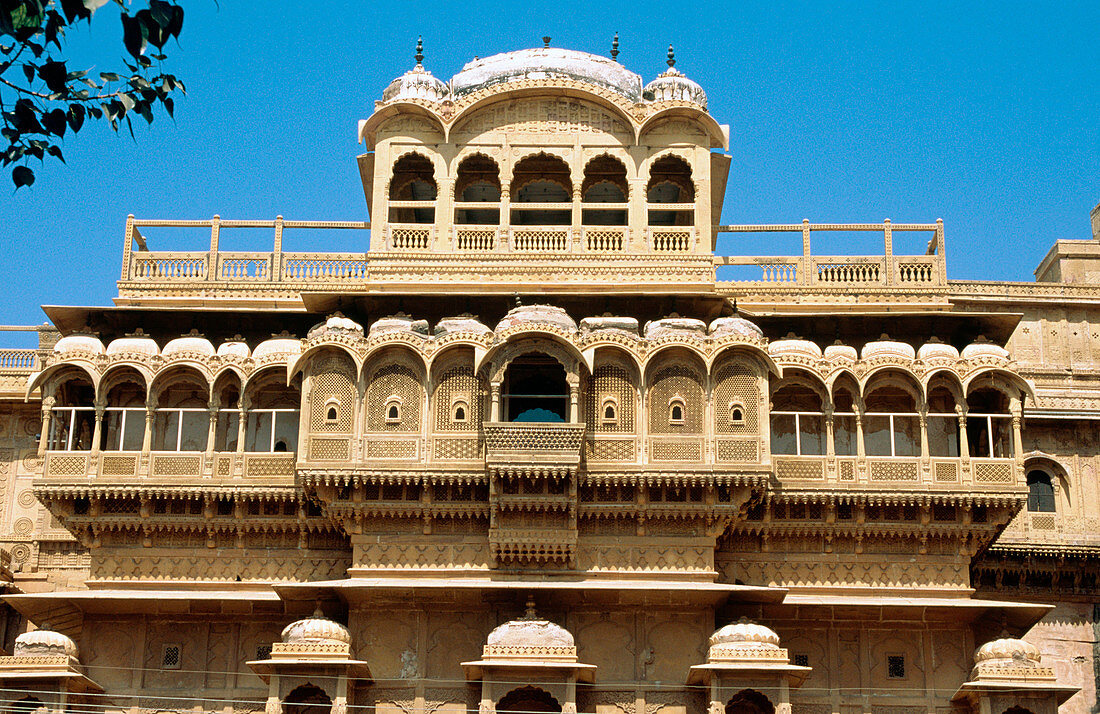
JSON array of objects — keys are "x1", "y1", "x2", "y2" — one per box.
[
  {"x1": 771, "y1": 454, "x2": 1020, "y2": 490},
  {"x1": 39, "y1": 450, "x2": 297, "y2": 482},
  {"x1": 714, "y1": 220, "x2": 947, "y2": 289},
  {"x1": 483, "y1": 422, "x2": 586, "y2": 468},
  {"x1": 0, "y1": 348, "x2": 39, "y2": 371}
]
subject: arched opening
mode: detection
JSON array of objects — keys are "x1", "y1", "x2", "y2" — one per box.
[
  {"x1": 283, "y1": 683, "x2": 332, "y2": 714},
  {"x1": 503, "y1": 353, "x2": 568, "y2": 423},
  {"x1": 1027, "y1": 470, "x2": 1056, "y2": 512},
  {"x1": 48, "y1": 372, "x2": 96, "y2": 451},
  {"x1": 212, "y1": 374, "x2": 241, "y2": 452},
  {"x1": 831, "y1": 379, "x2": 859, "y2": 456},
  {"x1": 582, "y1": 155, "x2": 628, "y2": 226},
  {"x1": 455, "y1": 154, "x2": 501, "y2": 225},
  {"x1": 389, "y1": 153, "x2": 437, "y2": 224},
  {"x1": 770, "y1": 380, "x2": 825, "y2": 456},
  {"x1": 497, "y1": 686, "x2": 560, "y2": 714},
  {"x1": 10, "y1": 696, "x2": 47, "y2": 714},
  {"x1": 101, "y1": 370, "x2": 147, "y2": 451},
  {"x1": 725, "y1": 689, "x2": 775, "y2": 714},
  {"x1": 863, "y1": 376, "x2": 920, "y2": 457},
  {"x1": 152, "y1": 369, "x2": 209, "y2": 452},
  {"x1": 966, "y1": 388, "x2": 1013, "y2": 458},
  {"x1": 244, "y1": 369, "x2": 301, "y2": 452},
  {"x1": 646, "y1": 154, "x2": 693, "y2": 226},
  {"x1": 926, "y1": 379, "x2": 961, "y2": 457},
  {"x1": 511, "y1": 154, "x2": 571, "y2": 226}
]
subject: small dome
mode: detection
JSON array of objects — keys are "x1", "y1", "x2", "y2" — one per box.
[
  {"x1": 961, "y1": 339, "x2": 1010, "y2": 360},
  {"x1": 217, "y1": 340, "x2": 251, "y2": 358},
  {"x1": 496, "y1": 304, "x2": 577, "y2": 333},
  {"x1": 452, "y1": 47, "x2": 643, "y2": 103},
  {"x1": 383, "y1": 66, "x2": 449, "y2": 103},
  {"x1": 252, "y1": 338, "x2": 302, "y2": 359},
  {"x1": 308, "y1": 314, "x2": 365, "y2": 339},
  {"x1": 918, "y1": 341, "x2": 960, "y2": 361},
  {"x1": 644, "y1": 317, "x2": 706, "y2": 339},
  {"x1": 709, "y1": 618, "x2": 781, "y2": 648},
  {"x1": 486, "y1": 617, "x2": 574, "y2": 649},
  {"x1": 643, "y1": 67, "x2": 707, "y2": 107},
  {"x1": 106, "y1": 335, "x2": 159, "y2": 356},
  {"x1": 824, "y1": 343, "x2": 858, "y2": 361},
  {"x1": 163, "y1": 335, "x2": 215, "y2": 356},
  {"x1": 769, "y1": 337, "x2": 823, "y2": 359},
  {"x1": 862, "y1": 336, "x2": 915, "y2": 360},
  {"x1": 709, "y1": 316, "x2": 763, "y2": 339},
  {"x1": 369, "y1": 315, "x2": 429, "y2": 337},
  {"x1": 14, "y1": 628, "x2": 79, "y2": 659},
  {"x1": 434, "y1": 316, "x2": 492, "y2": 337},
  {"x1": 974, "y1": 637, "x2": 1041, "y2": 666},
  {"x1": 54, "y1": 334, "x2": 105, "y2": 355},
  {"x1": 579, "y1": 316, "x2": 640, "y2": 336},
  {"x1": 281, "y1": 612, "x2": 352, "y2": 646}
]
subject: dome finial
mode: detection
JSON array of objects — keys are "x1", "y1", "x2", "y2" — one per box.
[
  {"x1": 542, "y1": 36, "x2": 551, "y2": 48},
  {"x1": 415, "y1": 35, "x2": 424, "y2": 66},
  {"x1": 732, "y1": 299, "x2": 739, "y2": 315},
  {"x1": 666, "y1": 44, "x2": 676, "y2": 68},
  {"x1": 611, "y1": 33, "x2": 620, "y2": 62},
  {"x1": 523, "y1": 595, "x2": 538, "y2": 620}
]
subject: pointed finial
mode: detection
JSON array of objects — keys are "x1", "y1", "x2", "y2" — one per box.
[
  {"x1": 611, "y1": 33, "x2": 620, "y2": 61},
  {"x1": 666, "y1": 44, "x2": 676, "y2": 68},
  {"x1": 312, "y1": 604, "x2": 324, "y2": 618},
  {"x1": 514, "y1": 292, "x2": 522, "y2": 308},
  {"x1": 415, "y1": 35, "x2": 424, "y2": 65},
  {"x1": 524, "y1": 596, "x2": 537, "y2": 619},
  {"x1": 732, "y1": 299, "x2": 738, "y2": 315},
  {"x1": 542, "y1": 36, "x2": 551, "y2": 48}
]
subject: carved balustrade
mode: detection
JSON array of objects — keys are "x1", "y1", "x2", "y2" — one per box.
[
  {"x1": 39, "y1": 450, "x2": 297, "y2": 482},
  {"x1": 483, "y1": 422, "x2": 586, "y2": 471},
  {"x1": 771, "y1": 454, "x2": 1020, "y2": 492}
]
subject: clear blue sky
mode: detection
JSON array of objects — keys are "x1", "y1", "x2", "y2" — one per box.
[{"x1": 1, "y1": 0, "x2": 1098, "y2": 341}]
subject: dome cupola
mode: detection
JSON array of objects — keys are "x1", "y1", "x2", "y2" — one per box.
[
  {"x1": 14, "y1": 626, "x2": 79, "y2": 659},
  {"x1": 281, "y1": 608, "x2": 352, "y2": 647},
  {"x1": 642, "y1": 46, "x2": 707, "y2": 108},
  {"x1": 480, "y1": 598, "x2": 578, "y2": 663},
  {"x1": 382, "y1": 37, "x2": 449, "y2": 103}
]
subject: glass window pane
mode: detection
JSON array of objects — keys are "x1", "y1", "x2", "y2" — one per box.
[
  {"x1": 215, "y1": 411, "x2": 239, "y2": 451},
  {"x1": 893, "y1": 415, "x2": 920, "y2": 457},
  {"x1": 991, "y1": 417, "x2": 1013, "y2": 458},
  {"x1": 833, "y1": 415, "x2": 856, "y2": 456},
  {"x1": 102, "y1": 410, "x2": 122, "y2": 451},
  {"x1": 927, "y1": 416, "x2": 959, "y2": 457},
  {"x1": 1027, "y1": 472, "x2": 1055, "y2": 512},
  {"x1": 246, "y1": 411, "x2": 273, "y2": 452},
  {"x1": 122, "y1": 410, "x2": 145, "y2": 451},
  {"x1": 48, "y1": 409, "x2": 71, "y2": 450},
  {"x1": 799, "y1": 414, "x2": 824, "y2": 455},
  {"x1": 273, "y1": 412, "x2": 299, "y2": 453},
  {"x1": 179, "y1": 411, "x2": 207, "y2": 452},
  {"x1": 770, "y1": 414, "x2": 797, "y2": 455},
  {"x1": 153, "y1": 411, "x2": 180, "y2": 451},
  {"x1": 72, "y1": 410, "x2": 95, "y2": 451},
  {"x1": 864, "y1": 415, "x2": 891, "y2": 456},
  {"x1": 967, "y1": 416, "x2": 991, "y2": 457}
]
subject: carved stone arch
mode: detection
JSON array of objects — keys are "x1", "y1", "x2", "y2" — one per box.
[
  {"x1": 642, "y1": 342, "x2": 709, "y2": 374},
  {"x1": 643, "y1": 150, "x2": 694, "y2": 201},
  {"x1": 364, "y1": 346, "x2": 425, "y2": 433},
  {"x1": 924, "y1": 368, "x2": 965, "y2": 406},
  {"x1": 35, "y1": 362, "x2": 100, "y2": 402},
  {"x1": 211, "y1": 367, "x2": 243, "y2": 410},
  {"x1": 387, "y1": 148, "x2": 441, "y2": 200},
  {"x1": 827, "y1": 369, "x2": 862, "y2": 412},
  {"x1": 769, "y1": 367, "x2": 828, "y2": 404},
  {"x1": 581, "y1": 152, "x2": 630, "y2": 197},
  {"x1": 585, "y1": 346, "x2": 640, "y2": 434},
  {"x1": 306, "y1": 348, "x2": 357, "y2": 434},
  {"x1": 862, "y1": 367, "x2": 924, "y2": 410},
  {"x1": 453, "y1": 150, "x2": 503, "y2": 201},
  {"x1": 430, "y1": 346, "x2": 484, "y2": 433},
  {"x1": 497, "y1": 686, "x2": 560, "y2": 714},
  {"x1": 484, "y1": 335, "x2": 586, "y2": 386},
  {"x1": 98, "y1": 364, "x2": 151, "y2": 406},
  {"x1": 712, "y1": 351, "x2": 767, "y2": 435},
  {"x1": 289, "y1": 341, "x2": 362, "y2": 382},
  {"x1": 150, "y1": 364, "x2": 211, "y2": 407},
  {"x1": 283, "y1": 682, "x2": 333, "y2": 714},
  {"x1": 1023, "y1": 452, "x2": 1071, "y2": 510},
  {"x1": 963, "y1": 368, "x2": 1035, "y2": 403},
  {"x1": 639, "y1": 107, "x2": 728, "y2": 149},
  {"x1": 448, "y1": 90, "x2": 637, "y2": 142},
  {"x1": 358, "y1": 102, "x2": 447, "y2": 149},
  {"x1": 646, "y1": 346, "x2": 705, "y2": 435},
  {"x1": 724, "y1": 689, "x2": 774, "y2": 714},
  {"x1": 244, "y1": 365, "x2": 300, "y2": 410},
  {"x1": 510, "y1": 151, "x2": 574, "y2": 199}
]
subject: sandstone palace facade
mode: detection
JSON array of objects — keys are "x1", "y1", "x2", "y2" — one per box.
[{"x1": 0, "y1": 41, "x2": 1096, "y2": 714}]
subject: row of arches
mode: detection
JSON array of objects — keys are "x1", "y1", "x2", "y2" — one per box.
[{"x1": 389, "y1": 151, "x2": 694, "y2": 227}]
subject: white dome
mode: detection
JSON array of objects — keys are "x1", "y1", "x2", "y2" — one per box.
[
  {"x1": 709, "y1": 316, "x2": 763, "y2": 339},
  {"x1": 579, "y1": 316, "x2": 640, "y2": 336},
  {"x1": 486, "y1": 617, "x2": 574, "y2": 649},
  {"x1": 106, "y1": 335, "x2": 159, "y2": 356},
  {"x1": 961, "y1": 340, "x2": 1010, "y2": 360},
  {"x1": 496, "y1": 304, "x2": 576, "y2": 333},
  {"x1": 252, "y1": 338, "x2": 302, "y2": 359},
  {"x1": 14, "y1": 628, "x2": 79, "y2": 659},
  {"x1": 644, "y1": 317, "x2": 706, "y2": 339},
  {"x1": 769, "y1": 338, "x2": 823, "y2": 359},
  {"x1": 824, "y1": 343, "x2": 857, "y2": 361},
  {"x1": 862, "y1": 336, "x2": 915, "y2": 360},
  {"x1": 369, "y1": 315, "x2": 429, "y2": 336},
  {"x1": 281, "y1": 613, "x2": 351, "y2": 646},
  {"x1": 709, "y1": 618, "x2": 781, "y2": 648},
  {"x1": 643, "y1": 68, "x2": 707, "y2": 107},
  {"x1": 217, "y1": 340, "x2": 251, "y2": 358},
  {"x1": 918, "y1": 341, "x2": 960, "y2": 361},
  {"x1": 452, "y1": 47, "x2": 643, "y2": 103},
  {"x1": 974, "y1": 637, "x2": 1041, "y2": 666},
  {"x1": 162, "y1": 336, "x2": 215, "y2": 356},
  {"x1": 54, "y1": 335, "x2": 105, "y2": 355},
  {"x1": 434, "y1": 316, "x2": 492, "y2": 336},
  {"x1": 309, "y1": 315, "x2": 365, "y2": 339},
  {"x1": 383, "y1": 66, "x2": 449, "y2": 103}
]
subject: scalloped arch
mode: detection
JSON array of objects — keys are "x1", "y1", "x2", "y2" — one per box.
[
  {"x1": 358, "y1": 103, "x2": 448, "y2": 149},
  {"x1": 638, "y1": 106, "x2": 727, "y2": 149},
  {"x1": 150, "y1": 363, "x2": 212, "y2": 402},
  {"x1": 641, "y1": 342, "x2": 709, "y2": 375},
  {"x1": 962, "y1": 368, "x2": 1036, "y2": 402},
  {"x1": 288, "y1": 342, "x2": 363, "y2": 382},
  {"x1": 709, "y1": 343, "x2": 781, "y2": 377},
  {"x1": 479, "y1": 330, "x2": 588, "y2": 383}
]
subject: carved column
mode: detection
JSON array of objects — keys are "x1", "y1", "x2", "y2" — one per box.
[
  {"x1": 1010, "y1": 397, "x2": 1024, "y2": 463},
  {"x1": 569, "y1": 384, "x2": 579, "y2": 423},
  {"x1": 90, "y1": 400, "x2": 105, "y2": 456},
  {"x1": 437, "y1": 177, "x2": 455, "y2": 251},
  {"x1": 236, "y1": 401, "x2": 248, "y2": 454},
  {"x1": 490, "y1": 382, "x2": 502, "y2": 422},
  {"x1": 38, "y1": 395, "x2": 55, "y2": 457},
  {"x1": 499, "y1": 181, "x2": 511, "y2": 251},
  {"x1": 206, "y1": 405, "x2": 219, "y2": 458},
  {"x1": 142, "y1": 401, "x2": 156, "y2": 454},
  {"x1": 629, "y1": 177, "x2": 646, "y2": 252},
  {"x1": 824, "y1": 406, "x2": 835, "y2": 457},
  {"x1": 855, "y1": 413, "x2": 865, "y2": 458},
  {"x1": 957, "y1": 406, "x2": 969, "y2": 460},
  {"x1": 919, "y1": 410, "x2": 929, "y2": 459},
  {"x1": 572, "y1": 183, "x2": 583, "y2": 246}
]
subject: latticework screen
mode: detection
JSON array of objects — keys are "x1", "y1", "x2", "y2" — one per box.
[
  {"x1": 648, "y1": 363, "x2": 704, "y2": 433},
  {"x1": 713, "y1": 362, "x2": 759, "y2": 435},
  {"x1": 366, "y1": 363, "x2": 423, "y2": 432},
  {"x1": 309, "y1": 354, "x2": 356, "y2": 432},
  {"x1": 434, "y1": 362, "x2": 482, "y2": 432},
  {"x1": 585, "y1": 363, "x2": 636, "y2": 433}
]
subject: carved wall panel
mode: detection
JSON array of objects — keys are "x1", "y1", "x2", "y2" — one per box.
[
  {"x1": 452, "y1": 98, "x2": 633, "y2": 140},
  {"x1": 574, "y1": 614, "x2": 636, "y2": 682},
  {"x1": 352, "y1": 608, "x2": 418, "y2": 679},
  {"x1": 309, "y1": 352, "x2": 357, "y2": 432},
  {"x1": 434, "y1": 361, "x2": 483, "y2": 432},
  {"x1": 367, "y1": 362, "x2": 423, "y2": 432},
  {"x1": 426, "y1": 612, "x2": 484, "y2": 682},
  {"x1": 586, "y1": 362, "x2": 637, "y2": 434},
  {"x1": 648, "y1": 362, "x2": 704, "y2": 434},
  {"x1": 645, "y1": 617, "x2": 706, "y2": 683}
]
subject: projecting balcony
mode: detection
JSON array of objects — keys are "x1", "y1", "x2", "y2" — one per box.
[
  {"x1": 482, "y1": 422, "x2": 586, "y2": 474},
  {"x1": 770, "y1": 454, "x2": 1020, "y2": 492},
  {"x1": 38, "y1": 450, "x2": 297, "y2": 482}
]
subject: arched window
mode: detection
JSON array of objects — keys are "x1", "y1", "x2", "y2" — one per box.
[
  {"x1": 926, "y1": 382, "x2": 961, "y2": 457},
  {"x1": 451, "y1": 398, "x2": 469, "y2": 423},
  {"x1": 602, "y1": 398, "x2": 618, "y2": 424},
  {"x1": 244, "y1": 370, "x2": 301, "y2": 452},
  {"x1": 213, "y1": 378, "x2": 241, "y2": 452},
  {"x1": 153, "y1": 371, "x2": 209, "y2": 452},
  {"x1": 863, "y1": 381, "x2": 920, "y2": 457},
  {"x1": 48, "y1": 374, "x2": 96, "y2": 451},
  {"x1": 511, "y1": 154, "x2": 571, "y2": 226},
  {"x1": 966, "y1": 388, "x2": 1013, "y2": 458},
  {"x1": 729, "y1": 402, "x2": 745, "y2": 425},
  {"x1": 646, "y1": 154, "x2": 694, "y2": 226},
  {"x1": 389, "y1": 153, "x2": 437, "y2": 224},
  {"x1": 454, "y1": 154, "x2": 501, "y2": 225},
  {"x1": 284, "y1": 684, "x2": 332, "y2": 714},
  {"x1": 1027, "y1": 470, "x2": 1055, "y2": 512},
  {"x1": 100, "y1": 373, "x2": 147, "y2": 451},
  {"x1": 725, "y1": 689, "x2": 775, "y2": 714},
  {"x1": 326, "y1": 404, "x2": 338, "y2": 421},
  {"x1": 770, "y1": 382, "x2": 824, "y2": 456},
  {"x1": 831, "y1": 383, "x2": 858, "y2": 456},
  {"x1": 582, "y1": 155, "x2": 628, "y2": 226},
  {"x1": 385, "y1": 397, "x2": 402, "y2": 423},
  {"x1": 502, "y1": 353, "x2": 568, "y2": 422},
  {"x1": 669, "y1": 398, "x2": 686, "y2": 424}
]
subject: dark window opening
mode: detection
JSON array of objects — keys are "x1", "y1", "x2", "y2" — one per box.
[
  {"x1": 503, "y1": 353, "x2": 568, "y2": 422},
  {"x1": 887, "y1": 655, "x2": 905, "y2": 679},
  {"x1": 1027, "y1": 470, "x2": 1056, "y2": 512}
]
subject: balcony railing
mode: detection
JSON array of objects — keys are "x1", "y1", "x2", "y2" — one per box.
[
  {"x1": 771, "y1": 454, "x2": 1018, "y2": 488},
  {"x1": 0, "y1": 349, "x2": 39, "y2": 371},
  {"x1": 483, "y1": 422, "x2": 586, "y2": 470},
  {"x1": 40, "y1": 450, "x2": 297, "y2": 480}
]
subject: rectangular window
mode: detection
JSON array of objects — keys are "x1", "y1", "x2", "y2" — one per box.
[
  {"x1": 927, "y1": 415, "x2": 959, "y2": 457},
  {"x1": 214, "y1": 410, "x2": 240, "y2": 451},
  {"x1": 245, "y1": 410, "x2": 298, "y2": 452},
  {"x1": 833, "y1": 414, "x2": 857, "y2": 456},
  {"x1": 101, "y1": 408, "x2": 145, "y2": 451},
  {"x1": 161, "y1": 644, "x2": 181, "y2": 670},
  {"x1": 864, "y1": 415, "x2": 891, "y2": 456},
  {"x1": 887, "y1": 654, "x2": 905, "y2": 679},
  {"x1": 770, "y1": 413, "x2": 797, "y2": 455}
]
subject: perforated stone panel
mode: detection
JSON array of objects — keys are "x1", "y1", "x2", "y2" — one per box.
[
  {"x1": 433, "y1": 437, "x2": 481, "y2": 460},
  {"x1": 648, "y1": 363, "x2": 704, "y2": 433},
  {"x1": 839, "y1": 460, "x2": 856, "y2": 481},
  {"x1": 244, "y1": 454, "x2": 296, "y2": 477},
  {"x1": 152, "y1": 455, "x2": 201, "y2": 476},
  {"x1": 310, "y1": 354, "x2": 356, "y2": 432},
  {"x1": 650, "y1": 438, "x2": 702, "y2": 461},
  {"x1": 47, "y1": 455, "x2": 86, "y2": 476},
  {"x1": 367, "y1": 363, "x2": 422, "y2": 432},
  {"x1": 434, "y1": 363, "x2": 482, "y2": 432},
  {"x1": 716, "y1": 439, "x2": 758, "y2": 462},
  {"x1": 1030, "y1": 513, "x2": 1056, "y2": 530},
  {"x1": 586, "y1": 363, "x2": 635, "y2": 434},
  {"x1": 101, "y1": 455, "x2": 137, "y2": 477},
  {"x1": 974, "y1": 461, "x2": 1013, "y2": 483},
  {"x1": 586, "y1": 438, "x2": 635, "y2": 461},
  {"x1": 714, "y1": 362, "x2": 759, "y2": 434},
  {"x1": 935, "y1": 461, "x2": 959, "y2": 482},
  {"x1": 869, "y1": 461, "x2": 919, "y2": 481},
  {"x1": 776, "y1": 458, "x2": 825, "y2": 480},
  {"x1": 365, "y1": 440, "x2": 418, "y2": 460},
  {"x1": 309, "y1": 437, "x2": 349, "y2": 461}
]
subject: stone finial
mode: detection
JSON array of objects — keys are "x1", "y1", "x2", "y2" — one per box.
[
  {"x1": 611, "y1": 33, "x2": 620, "y2": 61},
  {"x1": 523, "y1": 595, "x2": 537, "y2": 620},
  {"x1": 542, "y1": 36, "x2": 551, "y2": 48},
  {"x1": 667, "y1": 44, "x2": 676, "y2": 68},
  {"x1": 415, "y1": 36, "x2": 424, "y2": 65}
]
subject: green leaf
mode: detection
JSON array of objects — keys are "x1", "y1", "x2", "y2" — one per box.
[
  {"x1": 66, "y1": 103, "x2": 85, "y2": 132},
  {"x1": 99, "y1": 71, "x2": 120, "y2": 82},
  {"x1": 46, "y1": 145, "x2": 64, "y2": 163},
  {"x1": 22, "y1": 63, "x2": 35, "y2": 83},
  {"x1": 120, "y1": 12, "x2": 145, "y2": 58},
  {"x1": 12, "y1": 166, "x2": 35, "y2": 188},
  {"x1": 149, "y1": 0, "x2": 174, "y2": 27},
  {"x1": 163, "y1": 96, "x2": 173, "y2": 118}
]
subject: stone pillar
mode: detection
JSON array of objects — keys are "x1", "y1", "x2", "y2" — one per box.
[
  {"x1": 206, "y1": 406, "x2": 219, "y2": 457},
  {"x1": 824, "y1": 407, "x2": 835, "y2": 457},
  {"x1": 572, "y1": 184, "x2": 583, "y2": 248},
  {"x1": 957, "y1": 406, "x2": 969, "y2": 460},
  {"x1": 237, "y1": 403, "x2": 248, "y2": 454},
  {"x1": 499, "y1": 182, "x2": 511, "y2": 250},
  {"x1": 919, "y1": 411, "x2": 929, "y2": 459},
  {"x1": 90, "y1": 401, "x2": 105, "y2": 456},
  {"x1": 490, "y1": 382, "x2": 502, "y2": 422},
  {"x1": 569, "y1": 383, "x2": 579, "y2": 423},
  {"x1": 142, "y1": 401, "x2": 156, "y2": 454},
  {"x1": 1010, "y1": 397, "x2": 1024, "y2": 462},
  {"x1": 38, "y1": 395, "x2": 55, "y2": 456},
  {"x1": 855, "y1": 413, "x2": 865, "y2": 458}
]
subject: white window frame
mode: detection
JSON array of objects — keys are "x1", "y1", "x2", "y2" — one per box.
[
  {"x1": 247, "y1": 408, "x2": 299, "y2": 452},
  {"x1": 48, "y1": 406, "x2": 95, "y2": 451},
  {"x1": 770, "y1": 410, "x2": 826, "y2": 456},
  {"x1": 863, "y1": 411, "x2": 921, "y2": 458},
  {"x1": 153, "y1": 407, "x2": 209, "y2": 452},
  {"x1": 101, "y1": 406, "x2": 147, "y2": 452}
]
